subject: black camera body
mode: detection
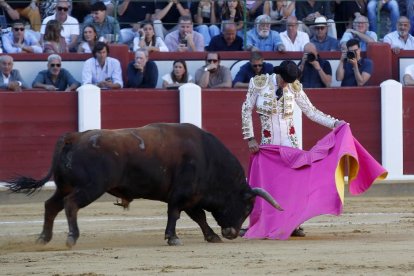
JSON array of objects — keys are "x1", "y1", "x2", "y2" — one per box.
[
  {"x1": 346, "y1": 50, "x2": 356, "y2": 60},
  {"x1": 179, "y1": 38, "x2": 188, "y2": 46},
  {"x1": 306, "y1": 53, "x2": 316, "y2": 62}
]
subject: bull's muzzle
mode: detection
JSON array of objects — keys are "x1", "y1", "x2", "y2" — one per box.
[{"x1": 221, "y1": 227, "x2": 238, "y2": 239}]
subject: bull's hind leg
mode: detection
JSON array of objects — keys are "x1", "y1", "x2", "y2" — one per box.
[
  {"x1": 185, "y1": 208, "x2": 222, "y2": 243},
  {"x1": 37, "y1": 191, "x2": 65, "y2": 244},
  {"x1": 63, "y1": 187, "x2": 105, "y2": 248}
]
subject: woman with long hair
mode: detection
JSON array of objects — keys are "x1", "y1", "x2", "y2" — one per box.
[
  {"x1": 77, "y1": 24, "x2": 98, "y2": 53},
  {"x1": 162, "y1": 59, "x2": 193, "y2": 89},
  {"x1": 263, "y1": 0, "x2": 295, "y2": 32},
  {"x1": 220, "y1": 0, "x2": 244, "y2": 36},
  {"x1": 42, "y1": 19, "x2": 68, "y2": 53},
  {"x1": 133, "y1": 20, "x2": 168, "y2": 52}
]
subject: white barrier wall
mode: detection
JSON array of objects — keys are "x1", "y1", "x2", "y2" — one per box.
[
  {"x1": 77, "y1": 84, "x2": 101, "y2": 131},
  {"x1": 179, "y1": 83, "x2": 202, "y2": 128}
]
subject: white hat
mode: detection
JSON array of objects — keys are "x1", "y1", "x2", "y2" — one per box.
[{"x1": 313, "y1": 17, "x2": 328, "y2": 27}]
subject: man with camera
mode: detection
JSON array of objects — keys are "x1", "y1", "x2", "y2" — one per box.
[
  {"x1": 298, "y1": 42, "x2": 332, "y2": 88},
  {"x1": 336, "y1": 38, "x2": 373, "y2": 87}
]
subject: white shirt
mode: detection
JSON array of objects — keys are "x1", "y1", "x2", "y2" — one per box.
[
  {"x1": 133, "y1": 36, "x2": 169, "y2": 52},
  {"x1": 162, "y1": 73, "x2": 193, "y2": 85},
  {"x1": 384, "y1": 31, "x2": 414, "y2": 50},
  {"x1": 2, "y1": 73, "x2": 10, "y2": 85},
  {"x1": 41, "y1": 14, "x2": 80, "y2": 44},
  {"x1": 404, "y1": 64, "x2": 414, "y2": 78},
  {"x1": 82, "y1": 57, "x2": 123, "y2": 88},
  {"x1": 279, "y1": 30, "x2": 310, "y2": 51}
]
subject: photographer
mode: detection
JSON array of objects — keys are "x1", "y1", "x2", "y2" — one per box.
[
  {"x1": 336, "y1": 38, "x2": 373, "y2": 87},
  {"x1": 298, "y1": 42, "x2": 332, "y2": 88}
]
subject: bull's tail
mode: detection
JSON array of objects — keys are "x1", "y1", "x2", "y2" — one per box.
[
  {"x1": 6, "y1": 172, "x2": 53, "y2": 195},
  {"x1": 6, "y1": 134, "x2": 68, "y2": 195}
]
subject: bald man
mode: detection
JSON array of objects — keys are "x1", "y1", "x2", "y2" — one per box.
[{"x1": 298, "y1": 42, "x2": 332, "y2": 88}]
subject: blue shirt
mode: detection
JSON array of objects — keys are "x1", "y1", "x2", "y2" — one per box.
[
  {"x1": 310, "y1": 36, "x2": 340, "y2": 52},
  {"x1": 2, "y1": 32, "x2": 42, "y2": 53},
  {"x1": 233, "y1": 61, "x2": 274, "y2": 86},
  {"x1": 206, "y1": 34, "x2": 243, "y2": 51},
  {"x1": 32, "y1": 68, "x2": 80, "y2": 91},
  {"x1": 82, "y1": 15, "x2": 120, "y2": 41},
  {"x1": 299, "y1": 58, "x2": 332, "y2": 88},
  {"x1": 126, "y1": 60, "x2": 158, "y2": 88},
  {"x1": 246, "y1": 29, "x2": 283, "y2": 51},
  {"x1": 340, "y1": 58, "x2": 373, "y2": 87},
  {"x1": 340, "y1": 31, "x2": 377, "y2": 51}
]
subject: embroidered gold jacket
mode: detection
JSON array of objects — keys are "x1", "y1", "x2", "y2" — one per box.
[{"x1": 241, "y1": 74, "x2": 338, "y2": 147}]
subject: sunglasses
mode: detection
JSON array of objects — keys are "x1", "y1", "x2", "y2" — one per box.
[
  {"x1": 50, "y1": 63, "x2": 61, "y2": 68},
  {"x1": 13, "y1": 27, "x2": 24, "y2": 32},
  {"x1": 252, "y1": 64, "x2": 263, "y2": 68},
  {"x1": 57, "y1": 6, "x2": 69, "y2": 12},
  {"x1": 207, "y1": 59, "x2": 218, "y2": 63}
]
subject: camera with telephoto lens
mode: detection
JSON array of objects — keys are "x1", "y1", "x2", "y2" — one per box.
[
  {"x1": 306, "y1": 53, "x2": 316, "y2": 62},
  {"x1": 346, "y1": 50, "x2": 356, "y2": 60}
]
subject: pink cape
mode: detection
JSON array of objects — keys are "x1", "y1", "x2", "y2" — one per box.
[{"x1": 244, "y1": 124, "x2": 388, "y2": 240}]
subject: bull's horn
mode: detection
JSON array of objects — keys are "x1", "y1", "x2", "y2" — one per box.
[{"x1": 251, "y1": 188, "x2": 283, "y2": 211}]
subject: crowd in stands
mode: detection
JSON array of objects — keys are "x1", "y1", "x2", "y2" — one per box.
[{"x1": 2, "y1": 0, "x2": 414, "y2": 90}]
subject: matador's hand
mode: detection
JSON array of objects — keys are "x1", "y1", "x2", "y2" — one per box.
[{"x1": 248, "y1": 138, "x2": 259, "y2": 153}]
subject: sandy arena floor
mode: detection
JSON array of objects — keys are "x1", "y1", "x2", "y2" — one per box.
[{"x1": 0, "y1": 195, "x2": 414, "y2": 276}]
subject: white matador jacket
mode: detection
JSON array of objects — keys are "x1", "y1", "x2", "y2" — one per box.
[{"x1": 241, "y1": 74, "x2": 338, "y2": 148}]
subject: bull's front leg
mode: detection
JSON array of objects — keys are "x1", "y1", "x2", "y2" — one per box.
[
  {"x1": 165, "y1": 205, "x2": 182, "y2": 246},
  {"x1": 185, "y1": 208, "x2": 221, "y2": 243}
]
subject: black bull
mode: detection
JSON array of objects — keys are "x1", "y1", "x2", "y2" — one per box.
[{"x1": 6, "y1": 123, "x2": 282, "y2": 247}]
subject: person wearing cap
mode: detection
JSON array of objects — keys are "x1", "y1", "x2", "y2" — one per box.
[
  {"x1": 0, "y1": 55, "x2": 26, "y2": 92},
  {"x1": 82, "y1": 1, "x2": 120, "y2": 43},
  {"x1": 298, "y1": 42, "x2": 332, "y2": 88},
  {"x1": 310, "y1": 16, "x2": 340, "y2": 52},
  {"x1": 32, "y1": 54, "x2": 80, "y2": 92},
  {"x1": 241, "y1": 60, "x2": 345, "y2": 237},
  {"x1": 245, "y1": 14, "x2": 285, "y2": 52}
]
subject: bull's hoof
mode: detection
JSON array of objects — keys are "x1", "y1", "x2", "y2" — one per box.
[
  {"x1": 36, "y1": 233, "x2": 51, "y2": 245},
  {"x1": 167, "y1": 237, "x2": 182, "y2": 246},
  {"x1": 66, "y1": 236, "x2": 77, "y2": 248},
  {"x1": 206, "y1": 234, "x2": 222, "y2": 243}
]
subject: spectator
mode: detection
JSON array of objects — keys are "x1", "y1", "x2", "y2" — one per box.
[
  {"x1": 153, "y1": 0, "x2": 190, "y2": 40},
  {"x1": 164, "y1": 15, "x2": 204, "y2": 52},
  {"x1": 0, "y1": 0, "x2": 41, "y2": 31},
  {"x1": 280, "y1": 16, "x2": 310, "y2": 51},
  {"x1": 403, "y1": 63, "x2": 414, "y2": 85},
  {"x1": 310, "y1": 16, "x2": 340, "y2": 51},
  {"x1": 82, "y1": 42, "x2": 123, "y2": 89},
  {"x1": 32, "y1": 54, "x2": 80, "y2": 92},
  {"x1": 2, "y1": 19, "x2": 42, "y2": 53},
  {"x1": 263, "y1": 0, "x2": 296, "y2": 32},
  {"x1": 117, "y1": 0, "x2": 154, "y2": 45},
  {"x1": 191, "y1": 0, "x2": 220, "y2": 47},
  {"x1": 126, "y1": 48, "x2": 158, "y2": 88},
  {"x1": 40, "y1": 0, "x2": 79, "y2": 52},
  {"x1": 334, "y1": 0, "x2": 367, "y2": 39},
  {"x1": 162, "y1": 59, "x2": 193, "y2": 89},
  {"x1": 336, "y1": 38, "x2": 373, "y2": 86},
  {"x1": 77, "y1": 24, "x2": 98, "y2": 53},
  {"x1": 383, "y1": 16, "x2": 414, "y2": 54},
  {"x1": 43, "y1": 19, "x2": 68, "y2": 53},
  {"x1": 340, "y1": 15, "x2": 377, "y2": 51},
  {"x1": 220, "y1": 0, "x2": 244, "y2": 37},
  {"x1": 195, "y1": 52, "x2": 232, "y2": 88},
  {"x1": 298, "y1": 42, "x2": 332, "y2": 88},
  {"x1": 82, "y1": 1, "x2": 120, "y2": 43},
  {"x1": 367, "y1": 0, "x2": 399, "y2": 33},
  {"x1": 0, "y1": 55, "x2": 25, "y2": 92},
  {"x1": 245, "y1": 0, "x2": 265, "y2": 20},
  {"x1": 132, "y1": 20, "x2": 169, "y2": 52},
  {"x1": 295, "y1": 0, "x2": 337, "y2": 39},
  {"x1": 39, "y1": 0, "x2": 72, "y2": 20},
  {"x1": 233, "y1": 51, "x2": 274, "y2": 88},
  {"x1": 206, "y1": 22, "x2": 243, "y2": 51},
  {"x1": 245, "y1": 14, "x2": 285, "y2": 52}
]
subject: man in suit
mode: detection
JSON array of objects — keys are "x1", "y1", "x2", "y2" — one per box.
[{"x1": 0, "y1": 55, "x2": 25, "y2": 91}]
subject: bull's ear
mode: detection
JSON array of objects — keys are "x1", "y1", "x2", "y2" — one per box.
[{"x1": 251, "y1": 188, "x2": 283, "y2": 211}]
